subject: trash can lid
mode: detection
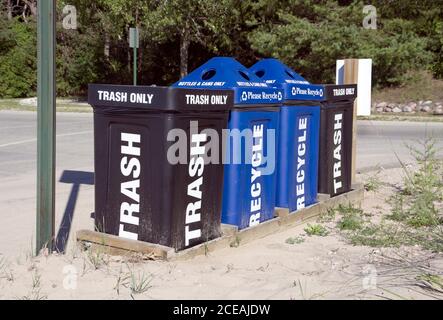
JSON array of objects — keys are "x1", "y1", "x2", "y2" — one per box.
[
  {"x1": 249, "y1": 58, "x2": 326, "y2": 102},
  {"x1": 173, "y1": 57, "x2": 283, "y2": 106},
  {"x1": 88, "y1": 84, "x2": 234, "y2": 112},
  {"x1": 250, "y1": 58, "x2": 310, "y2": 86},
  {"x1": 250, "y1": 59, "x2": 357, "y2": 103}
]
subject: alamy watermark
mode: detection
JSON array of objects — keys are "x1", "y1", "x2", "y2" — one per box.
[
  {"x1": 363, "y1": 5, "x2": 377, "y2": 30},
  {"x1": 63, "y1": 265, "x2": 78, "y2": 290},
  {"x1": 62, "y1": 5, "x2": 77, "y2": 30},
  {"x1": 167, "y1": 121, "x2": 277, "y2": 176},
  {"x1": 362, "y1": 264, "x2": 378, "y2": 290}
]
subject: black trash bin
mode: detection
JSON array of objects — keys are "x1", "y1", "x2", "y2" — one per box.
[
  {"x1": 88, "y1": 84, "x2": 233, "y2": 251},
  {"x1": 318, "y1": 85, "x2": 357, "y2": 197}
]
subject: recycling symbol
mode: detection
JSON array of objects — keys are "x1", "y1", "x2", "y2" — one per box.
[{"x1": 241, "y1": 91, "x2": 248, "y2": 102}]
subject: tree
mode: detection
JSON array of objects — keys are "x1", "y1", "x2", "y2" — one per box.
[
  {"x1": 6, "y1": 0, "x2": 12, "y2": 20},
  {"x1": 0, "y1": 11, "x2": 37, "y2": 97},
  {"x1": 144, "y1": 0, "x2": 231, "y2": 77},
  {"x1": 249, "y1": 0, "x2": 432, "y2": 86}
]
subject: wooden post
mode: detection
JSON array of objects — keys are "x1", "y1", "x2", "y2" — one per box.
[{"x1": 343, "y1": 59, "x2": 359, "y2": 184}]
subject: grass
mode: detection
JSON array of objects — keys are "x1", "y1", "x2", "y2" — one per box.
[
  {"x1": 347, "y1": 223, "x2": 412, "y2": 248},
  {"x1": 127, "y1": 271, "x2": 153, "y2": 296},
  {"x1": 364, "y1": 171, "x2": 383, "y2": 193},
  {"x1": 116, "y1": 264, "x2": 153, "y2": 297},
  {"x1": 230, "y1": 236, "x2": 242, "y2": 248},
  {"x1": 286, "y1": 236, "x2": 305, "y2": 245},
  {"x1": 32, "y1": 270, "x2": 42, "y2": 289},
  {"x1": 0, "y1": 98, "x2": 91, "y2": 113},
  {"x1": 373, "y1": 71, "x2": 443, "y2": 104},
  {"x1": 318, "y1": 208, "x2": 336, "y2": 223},
  {"x1": 20, "y1": 269, "x2": 47, "y2": 300},
  {"x1": 416, "y1": 274, "x2": 443, "y2": 294},
  {"x1": 304, "y1": 224, "x2": 329, "y2": 237},
  {"x1": 85, "y1": 246, "x2": 109, "y2": 270},
  {"x1": 292, "y1": 279, "x2": 327, "y2": 300},
  {"x1": 337, "y1": 207, "x2": 365, "y2": 231},
  {"x1": 0, "y1": 257, "x2": 14, "y2": 282},
  {"x1": 388, "y1": 138, "x2": 443, "y2": 228},
  {"x1": 338, "y1": 137, "x2": 443, "y2": 252},
  {"x1": 358, "y1": 114, "x2": 443, "y2": 123},
  {"x1": 0, "y1": 257, "x2": 5, "y2": 273}
]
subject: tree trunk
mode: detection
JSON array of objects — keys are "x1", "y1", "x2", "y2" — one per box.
[
  {"x1": 22, "y1": 0, "x2": 37, "y2": 17},
  {"x1": 180, "y1": 24, "x2": 190, "y2": 78},
  {"x1": 127, "y1": 49, "x2": 131, "y2": 73},
  {"x1": 7, "y1": 0, "x2": 12, "y2": 20},
  {"x1": 138, "y1": 43, "x2": 143, "y2": 83},
  {"x1": 104, "y1": 33, "x2": 110, "y2": 59}
]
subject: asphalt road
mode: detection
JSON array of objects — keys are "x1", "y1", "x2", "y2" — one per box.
[{"x1": 0, "y1": 110, "x2": 443, "y2": 257}]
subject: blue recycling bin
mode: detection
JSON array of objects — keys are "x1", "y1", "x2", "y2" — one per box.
[
  {"x1": 250, "y1": 59, "x2": 321, "y2": 212},
  {"x1": 173, "y1": 57, "x2": 282, "y2": 229}
]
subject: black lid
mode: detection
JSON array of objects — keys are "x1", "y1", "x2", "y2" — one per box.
[
  {"x1": 323, "y1": 85, "x2": 358, "y2": 102},
  {"x1": 88, "y1": 84, "x2": 234, "y2": 112}
]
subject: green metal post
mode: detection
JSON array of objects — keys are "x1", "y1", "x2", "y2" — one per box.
[
  {"x1": 133, "y1": 47, "x2": 137, "y2": 86},
  {"x1": 37, "y1": 0, "x2": 56, "y2": 254}
]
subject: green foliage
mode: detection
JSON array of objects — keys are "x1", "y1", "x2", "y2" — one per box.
[
  {"x1": 56, "y1": 27, "x2": 106, "y2": 96},
  {"x1": 364, "y1": 171, "x2": 382, "y2": 192},
  {"x1": 347, "y1": 222, "x2": 412, "y2": 248},
  {"x1": 230, "y1": 236, "x2": 242, "y2": 248},
  {"x1": 249, "y1": 1, "x2": 433, "y2": 86},
  {"x1": 387, "y1": 137, "x2": 443, "y2": 228},
  {"x1": 126, "y1": 271, "x2": 153, "y2": 295},
  {"x1": 336, "y1": 204, "x2": 365, "y2": 231},
  {"x1": 318, "y1": 208, "x2": 336, "y2": 223},
  {"x1": 0, "y1": 16, "x2": 37, "y2": 98},
  {"x1": 416, "y1": 274, "x2": 443, "y2": 293},
  {"x1": 1, "y1": 0, "x2": 443, "y2": 97},
  {"x1": 339, "y1": 137, "x2": 443, "y2": 253},
  {"x1": 286, "y1": 236, "x2": 305, "y2": 245},
  {"x1": 304, "y1": 224, "x2": 329, "y2": 237}
]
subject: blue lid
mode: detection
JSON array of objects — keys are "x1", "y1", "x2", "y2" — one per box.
[
  {"x1": 173, "y1": 57, "x2": 283, "y2": 105},
  {"x1": 250, "y1": 58, "x2": 310, "y2": 86},
  {"x1": 250, "y1": 59, "x2": 325, "y2": 102}
]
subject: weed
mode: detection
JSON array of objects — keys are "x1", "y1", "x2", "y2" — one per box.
[
  {"x1": 0, "y1": 257, "x2": 13, "y2": 282},
  {"x1": 416, "y1": 274, "x2": 443, "y2": 293},
  {"x1": 85, "y1": 246, "x2": 108, "y2": 270},
  {"x1": 304, "y1": 224, "x2": 329, "y2": 237},
  {"x1": 20, "y1": 289, "x2": 47, "y2": 301},
  {"x1": 286, "y1": 236, "x2": 305, "y2": 245},
  {"x1": 386, "y1": 193, "x2": 408, "y2": 222},
  {"x1": 230, "y1": 236, "x2": 241, "y2": 248},
  {"x1": 128, "y1": 271, "x2": 152, "y2": 295},
  {"x1": 344, "y1": 137, "x2": 443, "y2": 252},
  {"x1": 292, "y1": 279, "x2": 326, "y2": 300},
  {"x1": 20, "y1": 269, "x2": 47, "y2": 300},
  {"x1": 390, "y1": 137, "x2": 443, "y2": 228},
  {"x1": 336, "y1": 204, "x2": 366, "y2": 231},
  {"x1": 347, "y1": 223, "x2": 412, "y2": 248},
  {"x1": 409, "y1": 226, "x2": 443, "y2": 253},
  {"x1": 318, "y1": 208, "x2": 336, "y2": 223},
  {"x1": 204, "y1": 242, "x2": 210, "y2": 257},
  {"x1": 32, "y1": 270, "x2": 41, "y2": 289},
  {"x1": 364, "y1": 171, "x2": 383, "y2": 193},
  {"x1": 0, "y1": 257, "x2": 5, "y2": 273},
  {"x1": 114, "y1": 265, "x2": 127, "y2": 296}
]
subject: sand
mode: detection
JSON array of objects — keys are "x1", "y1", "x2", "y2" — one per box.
[{"x1": 0, "y1": 167, "x2": 442, "y2": 300}]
